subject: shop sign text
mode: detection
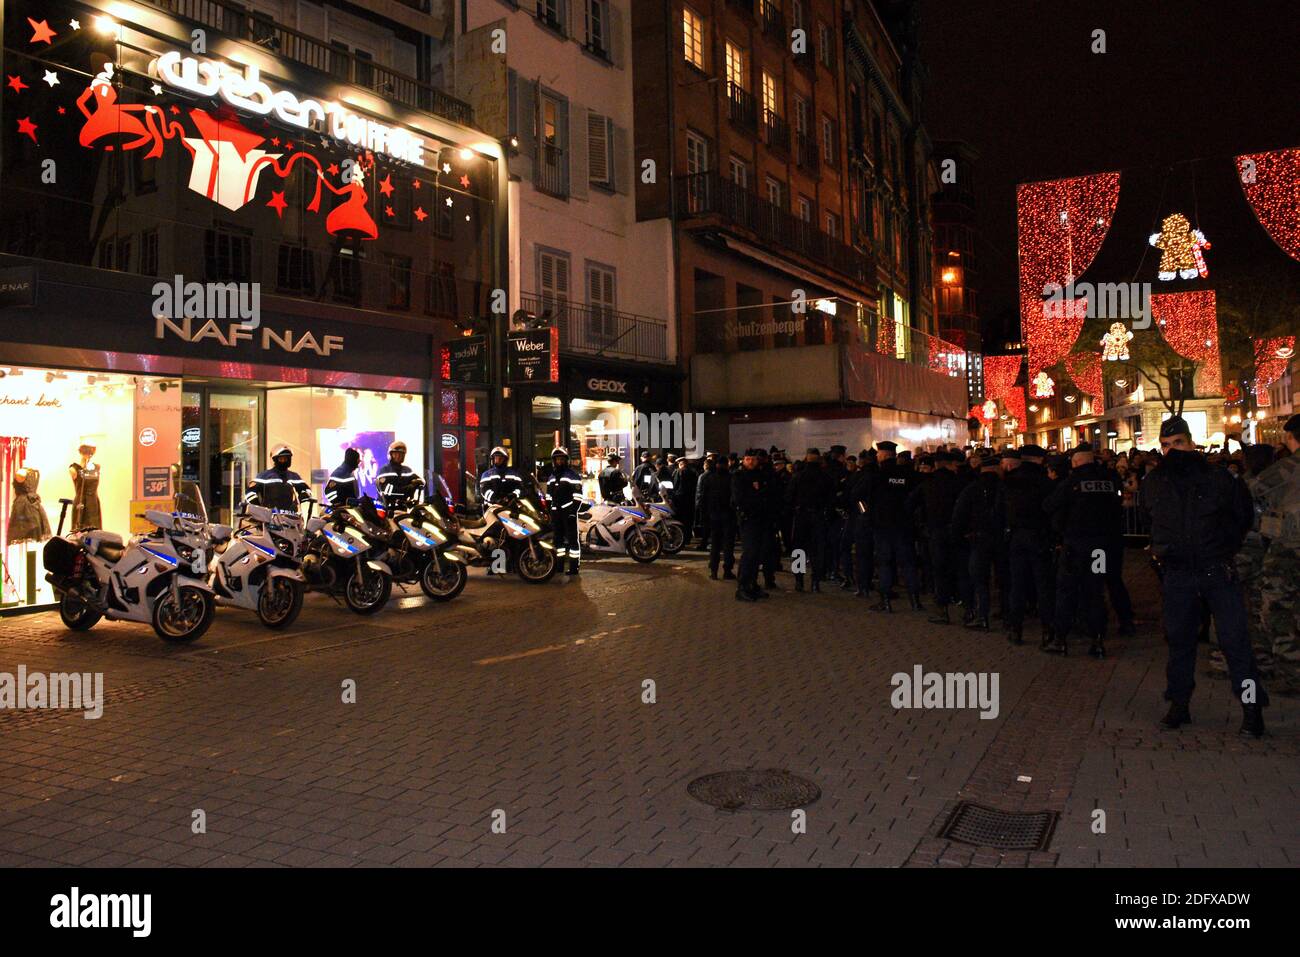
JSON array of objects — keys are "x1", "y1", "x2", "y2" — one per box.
[{"x1": 155, "y1": 316, "x2": 343, "y2": 357}]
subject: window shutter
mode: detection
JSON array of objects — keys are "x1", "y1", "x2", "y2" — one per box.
[
  {"x1": 587, "y1": 111, "x2": 609, "y2": 186},
  {"x1": 557, "y1": 97, "x2": 572, "y2": 196},
  {"x1": 607, "y1": 1, "x2": 624, "y2": 68},
  {"x1": 613, "y1": 123, "x2": 630, "y2": 195},
  {"x1": 508, "y1": 70, "x2": 538, "y2": 181},
  {"x1": 571, "y1": 107, "x2": 590, "y2": 199}
]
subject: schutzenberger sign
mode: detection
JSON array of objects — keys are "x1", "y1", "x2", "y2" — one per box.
[{"x1": 150, "y1": 52, "x2": 427, "y2": 166}]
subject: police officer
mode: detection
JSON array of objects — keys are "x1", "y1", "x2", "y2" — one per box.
[
  {"x1": 377, "y1": 440, "x2": 426, "y2": 508},
  {"x1": 953, "y1": 454, "x2": 1003, "y2": 629},
  {"x1": 632, "y1": 452, "x2": 659, "y2": 497},
  {"x1": 477, "y1": 446, "x2": 523, "y2": 505},
  {"x1": 869, "y1": 441, "x2": 921, "y2": 612},
  {"x1": 999, "y1": 444, "x2": 1056, "y2": 646},
  {"x1": 245, "y1": 445, "x2": 310, "y2": 511},
  {"x1": 546, "y1": 446, "x2": 583, "y2": 576},
  {"x1": 1143, "y1": 416, "x2": 1266, "y2": 736},
  {"x1": 1044, "y1": 442, "x2": 1121, "y2": 659},
  {"x1": 1251, "y1": 414, "x2": 1300, "y2": 695},
  {"x1": 323, "y1": 447, "x2": 362, "y2": 507},
  {"x1": 698, "y1": 453, "x2": 736, "y2": 579},
  {"x1": 787, "y1": 448, "x2": 834, "y2": 592},
  {"x1": 848, "y1": 450, "x2": 877, "y2": 597},
  {"x1": 756, "y1": 448, "x2": 782, "y2": 590},
  {"x1": 835, "y1": 451, "x2": 860, "y2": 590},
  {"x1": 822, "y1": 445, "x2": 848, "y2": 581},
  {"x1": 911, "y1": 449, "x2": 963, "y2": 624},
  {"x1": 599, "y1": 452, "x2": 630, "y2": 502},
  {"x1": 732, "y1": 449, "x2": 770, "y2": 602}
]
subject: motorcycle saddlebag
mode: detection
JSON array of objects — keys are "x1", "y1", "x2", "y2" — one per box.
[{"x1": 42, "y1": 537, "x2": 83, "y2": 580}]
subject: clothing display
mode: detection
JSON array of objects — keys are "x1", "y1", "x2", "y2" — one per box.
[
  {"x1": 8, "y1": 468, "x2": 51, "y2": 544},
  {"x1": 71, "y1": 462, "x2": 103, "y2": 529}
]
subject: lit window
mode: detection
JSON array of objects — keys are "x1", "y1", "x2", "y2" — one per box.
[
  {"x1": 683, "y1": 6, "x2": 705, "y2": 69},
  {"x1": 725, "y1": 42, "x2": 746, "y2": 91}
]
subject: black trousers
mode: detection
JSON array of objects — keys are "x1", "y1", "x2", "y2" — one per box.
[
  {"x1": 708, "y1": 515, "x2": 736, "y2": 574},
  {"x1": 823, "y1": 512, "x2": 844, "y2": 578},
  {"x1": 838, "y1": 512, "x2": 858, "y2": 581},
  {"x1": 874, "y1": 527, "x2": 918, "y2": 597},
  {"x1": 968, "y1": 537, "x2": 995, "y2": 619},
  {"x1": 762, "y1": 521, "x2": 781, "y2": 583},
  {"x1": 927, "y1": 527, "x2": 958, "y2": 607},
  {"x1": 1054, "y1": 538, "x2": 1107, "y2": 640},
  {"x1": 552, "y1": 508, "x2": 580, "y2": 569},
  {"x1": 1163, "y1": 563, "x2": 1266, "y2": 706},
  {"x1": 738, "y1": 518, "x2": 765, "y2": 591},
  {"x1": 1008, "y1": 528, "x2": 1055, "y2": 629},
  {"x1": 791, "y1": 509, "x2": 827, "y2": 583},
  {"x1": 853, "y1": 515, "x2": 874, "y2": 590},
  {"x1": 1105, "y1": 538, "x2": 1135, "y2": 626}
]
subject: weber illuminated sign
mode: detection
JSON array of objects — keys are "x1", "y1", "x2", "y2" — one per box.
[{"x1": 150, "y1": 52, "x2": 427, "y2": 166}]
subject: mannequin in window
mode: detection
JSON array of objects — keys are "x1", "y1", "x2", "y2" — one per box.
[
  {"x1": 70, "y1": 443, "x2": 103, "y2": 530},
  {"x1": 8, "y1": 468, "x2": 51, "y2": 543}
]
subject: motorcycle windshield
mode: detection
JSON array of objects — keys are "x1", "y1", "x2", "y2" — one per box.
[{"x1": 174, "y1": 481, "x2": 208, "y2": 523}]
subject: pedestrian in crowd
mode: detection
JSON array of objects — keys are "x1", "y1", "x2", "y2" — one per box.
[
  {"x1": 1142, "y1": 416, "x2": 1266, "y2": 736},
  {"x1": 757, "y1": 448, "x2": 783, "y2": 589},
  {"x1": 822, "y1": 445, "x2": 849, "y2": 583},
  {"x1": 788, "y1": 447, "x2": 834, "y2": 592},
  {"x1": 849, "y1": 448, "x2": 877, "y2": 596},
  {"x1": 953, "y1": 454, "x2": 1003, "y2": 629},
  {"x1": 837, "y1": 453, "x2": 861, "y2": 590},
  {"x1": 1248, "y1": 414, "x2": 1300, "y2": 697},
  {"x1": 1229, "y1": 442, "x2": 1278, "y2": 682},
  {"x1": 732, "y1": 449, "x2": 771, "y2": 603},
  {"x1": 868, "y1": 440, "x2": 921, "y2": 613},
  {"x1": 698, "y1": 453, "x2": 736, "y2": 580}
]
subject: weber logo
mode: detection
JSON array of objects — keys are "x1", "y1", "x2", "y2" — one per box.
[
  {"x1": 50, "y1": 887, "x2": 151, "y2": 937},
  {"x1": 588, "y1": 378, "x2": 627, "y2": 394},
  {"x1": 1079, "y1": 480, "x2": 1115, "y2": 493}
]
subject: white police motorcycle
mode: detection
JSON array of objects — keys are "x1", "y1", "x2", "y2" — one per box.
[
  {"x1": 576, "y1": 494, "x2": 662, "y2": 563},
  {"x1": 210, "y1": 504, "x2": 307, "y2": 628}
]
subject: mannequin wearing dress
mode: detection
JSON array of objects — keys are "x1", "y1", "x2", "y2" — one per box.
[{"x1": 70, "y1": 446, "x2": 103, "y2": 530}]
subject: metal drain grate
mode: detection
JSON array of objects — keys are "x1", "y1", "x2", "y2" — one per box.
[
  {"x1": 938, "y1": 802, "x2": 1059, "y2": 851},
  {"x1": 687, "y1": 769, "x2": 821, "y2": 812}
]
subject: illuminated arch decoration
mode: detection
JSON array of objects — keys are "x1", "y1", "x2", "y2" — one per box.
[
  {"x1": 1253, "y1": 336, "x2": 1296, "y2": 406},
  {"x1": 1065, "y1": 352, "x2": 1103, "y2": 410},
  {"x1": 1237, "y1": 148, "x2": 1300, "y2": 262},
  {"x1": 1003, "y1": 388, "x2": 1026, "y2": 427},
  {"x1": 1151, "y1": 290, "x2": 1221, "y2": 395},
  {"x1": 983, "y1": 355, "x2": 1023, "y2": 402},
  {"x1": 1018, "y1": 172, "x2": 1123, "y2": 386}
]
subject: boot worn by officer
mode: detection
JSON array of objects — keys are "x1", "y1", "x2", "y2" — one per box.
[
  {"x1": 928, "y1": 605, "x2": 951, "y2": 625},
  {"x1": 1041, "y1": 632, "x2": 1067, "y2": 654},
  {"x1": 735, "y1": 587, "x2": 757, "y2": 603},
  {"x1": 1007, "y1": 624, "x2": 1025, "y2": 646},
  {"x1": 723, "y1": 570, "x2": 736, "y2": 580},
  {"x1": 1239, "y1": 703, "x2": 1265, "y2": 738},
  {"x1": 1160, "y1": 701, "x2": 1191, "y2": 729},
  {"x1": 870, "y1": 594, "x2": 892, "y2": 613},
  {"x1": 810, "y1": 580, "x2": 821, "y2": 593},
  {"x1": 794, "y1": 574, "x2": 805, "y2": 592},
  {"x1": 964, "y1": 615, "x2": 990, "y2": 632},
  {"x1": 909, "y1": 594, "x2": 923, "y2": 612},
  {"x1": 1088, "y1": 636, "x2": 1106, "y2": 659}
]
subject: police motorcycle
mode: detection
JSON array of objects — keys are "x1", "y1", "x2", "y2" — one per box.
[
  {"x1": 576, "y1": 487, "x2": 662, "y2": 563},
  {"x1": 210, "y1": 503, "x2": 307, "y2": 628},
  {"x1": 297, "y1": 496, "x2": 395, "y2": 614},
  {"x1": 453, "y1": 462, "x2": 556, "y2": 584},
  {"x1": 638, "y1": 482, "x2": 686, "y2": 555},
  {"x1": 43, "y1": 481, "x2": 218, "y2": 643},
  {"x1": 374, "y1": 478, "x2": 469, "y2": 602}
]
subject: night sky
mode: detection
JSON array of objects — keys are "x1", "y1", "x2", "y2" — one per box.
[{"x1": 919, "y1": 0, "x2": 1300, "y2": 347}]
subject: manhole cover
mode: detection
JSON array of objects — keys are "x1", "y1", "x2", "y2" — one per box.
[
  {"x1": 687, "y1": 769, "x2": 821, "y2": 811},
  {"x1": 938, "y1": 802, "x2": 1058, "y2": 851}
]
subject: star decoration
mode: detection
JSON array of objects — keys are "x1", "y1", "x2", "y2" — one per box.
[
  {"x1": 327, "y1": 163, "x2": 339, "y2": 176},
  {"x1": 384, "y1": 205, "x2": 394, "y2": 217},
  {"x1": 271, "y1": 137, "x2": 281, "y2": 146},
  {"x1": 284, "y1": 141, "x2": 293, "y2": 149},
  {"x1": 379, "y1": 174, "x2": 394, "y2": 197},
  {"x1": 266, "y1": 191, "x2": 288, "y2": 218},
  {"x1": 445, "y1": 197, "x2": 453, "y2": 207},
  {"x1": 441, "y1": 162, "x2": 451, "y2": 174},
  {"x1": 412, "y1": 179, "x2": 421, "y2": 190},
  {"x1": 150, "y1": 83, "x2": 162, "y2": 95},
  {"x1": 6, "y1": 75, "x2": 27, "y2": 93},
  {"x1": 69, "y1": 19, "x2": 80, "y2": 30},
  {"x1": 413, "y1": 206, "x2": 427, "y2": 222},
  {"x1": 28, "y1": 18, "x2": 56, "y2": 45},
  {"x1": 57, "y1": 106, "x2": 65, "y2": 114},
  {"x1": 459, "y1": 174, "x2": 470, "y2": 189},
  {"x1": 170, "y1": 105, "x2": 181, "y2": 115},
  {"x1": 43, "y1": 71, "x2": 60, "y2": 87},
  {"x1": 16, "y1": 117, "x2": 38, "y2": 142}
]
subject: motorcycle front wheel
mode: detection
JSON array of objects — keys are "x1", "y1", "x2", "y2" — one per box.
[
  {"x1": 59, "y1": 591, "x2": 102, "y2": 631},
  {"x1": 152, "y1": 585, "x2": 215, "y2": 643},
  {"x1": 345, "y1": 569, "x2": 392, "y2": 615},
  {"x1": 257, "y1": 577, "x2": 305, "y2": 629},
  {"x1": 659, "y1": 522, "x2": 685, "y2": 555},
  {"x1": 421, "y1": 559, "x2": 468, "y2": 601},
  {"x1": 516, "y1": 543, "x2": 557, "y2": 583},
  {"x1": 627, "y1": 528, "x2": 662, "y2": 564}
]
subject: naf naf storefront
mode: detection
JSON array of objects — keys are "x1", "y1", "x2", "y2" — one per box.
[
  {"x1": 516, "y1": 359, "x2": 679, "y2": 484},
  {"x1": 0, "y1": 0, "x2": 507, "y2": 612}
]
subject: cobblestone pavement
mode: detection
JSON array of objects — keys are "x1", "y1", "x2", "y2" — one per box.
[{"x1": 0, "y1": 552, "x2": 1295, "y2": 868}]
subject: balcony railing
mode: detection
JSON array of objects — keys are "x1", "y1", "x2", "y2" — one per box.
[
  {"x1": 759, "y1": 0, "x2": 784, "y2": 38},
  {"x1": 795, "y1": 131, "x2": 820, "y2": 172},
  {"x1": 144, "y1": 0, "x2": 475, "y2": 127},
  {"x1": 727, "y1": 82, "x2": 758, "y2": 133},
  {"x1": 674, "y1": 171, "x2": 868, "y2": 284},
  {"x1": 763, "y1": 110, "x2": 790, "y2": 156},
  {"x1": 520, "y1": 293, "x2": 669, "y2": 364},
  {"x1": 535, "y1": 143, "x2": 568, "y2": 198}
]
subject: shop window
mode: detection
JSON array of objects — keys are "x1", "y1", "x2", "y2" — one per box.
[{"x1": 570, "y1": 398, "x2": 635, "y2": 497}]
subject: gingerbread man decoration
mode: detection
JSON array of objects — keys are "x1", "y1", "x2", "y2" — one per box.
[{"x1": 1149, "y1": 212, "x2": 1210, "y2": 281}]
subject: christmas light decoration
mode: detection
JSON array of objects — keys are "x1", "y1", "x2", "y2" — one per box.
[
  {"x1": 1032, "y1": 371, "x2": 1055, "y2": 398},
  {"x1": 1151, "y1": 290, "x2": 1221, "y2": 395},
  {"x1": 1018, "y1": 172, "x2": 1122, "y2": 386},
  {"x1": 1253, "y1": 336, "x2": 1296, "y2": 406},
  {"x1": 983, "y1": 355, "x2": 1023, "y2": 402},
  {"x1": 1003, "y1": 389, "x2": 1026, "y2": 426},
  {"x1": 1065, "y1": 352, "x2": 1103, "y2": 409},
  {"x1": 1100, "y1": 322, "x2": 1133, "y2": 361},
  {"x1": 981, "y1": 399, "x2": 998, "y2": 422},
  {"x1": 1237, "y1": 148, "x2": 1300, "y2": 262},
  {"x1": 1149, "y1": 213, "x2": 1210, "y2": 280}
]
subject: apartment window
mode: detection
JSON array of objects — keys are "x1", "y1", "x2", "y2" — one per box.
[
  {"x1": 538, "y1": 92, "x2": 569, "y2": 198},
  {"x1": 138, "y1": 229, "x2": 159, "y2": 277},
  {"x1": 797, "y1": 195, "x2": 813, "y2": 222},
  {"x1": 585, "y1": 0, "x2": 610, "y2": 58},
  {"x1": 761, "y1": 72, "x2": 779, "y2": 120},
  {"x1": 793, "y1": 95, "x2": 810, "y2": 135},
  {"x1": 725, "y1": 42, "x2": 747, "y2": 90},
  {"x1": 791, "y1": 0, "x2": 805, "y2": 31},
  {"x1": 204, "y1": 227, "x2": 251, "y2": 282},
  {"x1": 586, "y1": 261, "x2": 617, "y2": 340},
  {"x1": 817, "y1": 22, "x2": 831, "y2": 66},
  {"x1": 277, "y1": 244, "x2": 316, "y2": 293},
  {"x1": 115, "y1": 237, "x2": 132, "y2": 273},
  {"x1": 683, "y1": 6, "x2": 705, "y2": 70},
  {"x1": 825, "y1": 211, "x2": 840, "y2": 239},
  {"x1": 386, "y1": 254, "x2": 412, "y2": 310},
  {"x1": 426, "y1": 261, "x2": 458, "y2": 319},
  {"x1": 766, "y1": 177, "x2": 783, "y2": 208},
  {"x1": 821, "y1": 115, "x2": 838, "y2": 165},
  {"x1": 729, "y1": 156, "x2": 749, "y2": 188},
  {"x1": 537, "y1": 0, "x2": 565, "y2": 35},
  {"x1": 687, "y1": 131, "x2": 710, "y2": 174},
  {"x1": 587, "y1": 112, "x2": 615, "y2": 189},
  {"x1": 538, "y1": 246, "x2": 571, "y2": 320},
  {"x1": 327, "y1": 248, "x2": 362, "y2": 304}
]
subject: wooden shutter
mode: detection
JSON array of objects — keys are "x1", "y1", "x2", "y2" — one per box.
[
  {"x1": 613, "y1": 124, "x2": 630, "y2": 194},
  {"x1": 587, "y1": 111, "x2": 610, "y2": 187}
]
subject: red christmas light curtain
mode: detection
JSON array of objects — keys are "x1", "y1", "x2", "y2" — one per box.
[
  {"x1": 1018, "y1": 172, "x2": 1123, "y2": 386},
  {"x1": 1237, "y1": 148, "x2": 1300, "y2": 262},
  {"x1": 1065, "y1": 352, "x2": 1103, "y2": 409},
  {"x1": 1003, "y1": 389, "x2": 1027, "y2": 426},
  {"x1": 982, "y1": 355, "x2": 1023, "y2": 402},
  {"x1": 1254, "y1": 336, "x2": 1296, "y2": 405},
  {"x1": 1151, "y1": 290, "x2": 1222, "y2": 395}
]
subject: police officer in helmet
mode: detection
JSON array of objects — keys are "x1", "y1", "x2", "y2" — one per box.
[
  {"x1": 245, "y1": 445, "x2": 310, "y2": 512},
  {"x1": 376, "y1": 440, "x2": 425, "y2": 508},
  {"x1": 546, "y1": 446, "x2": 584, "y2": 575}
]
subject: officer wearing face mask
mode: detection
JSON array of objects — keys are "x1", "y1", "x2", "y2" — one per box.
[
  {"x1": 323, "y1": 447, "x2": 362, "y2": 507},
  {"x1": 1142, "y1": 416, "x2": 1265, "y2": 737},
  {"x1": 377, "y1": 440, "x2": 425, "y2": 508},
  {"x1": 245, "y1": 445, "x2": 310, "y2": 512}
]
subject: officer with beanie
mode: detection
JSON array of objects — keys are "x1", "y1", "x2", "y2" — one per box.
[
  {"x1": 323, "y1": 448, "x2": 362, "y2": 507},
  {"x1": 545, "y1": 446, "x2": 584, "y2": 575},
  {"x1": 1142, "y1": 416, "x2": 1266, "y2": 736}
]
